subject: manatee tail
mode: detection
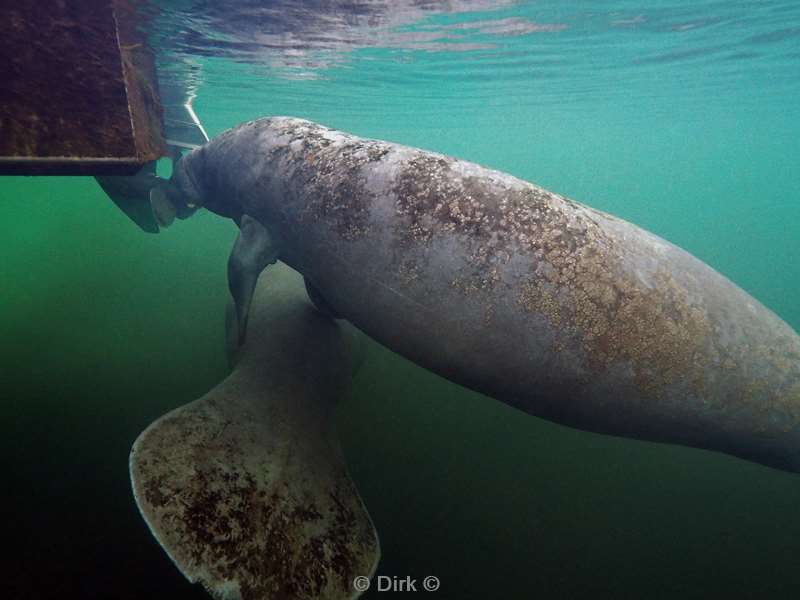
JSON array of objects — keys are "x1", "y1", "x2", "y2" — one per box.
[
  {"x1": 129, "y1": 265, "x2": 379, "y2": 599},
  {"x1": 95, "y1": 157, "x2": 196, "y2": 233}
]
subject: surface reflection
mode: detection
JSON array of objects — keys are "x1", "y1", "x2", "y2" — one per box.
[{"x1": 154, "y1": 0, "x2": 563, "y2": 66}]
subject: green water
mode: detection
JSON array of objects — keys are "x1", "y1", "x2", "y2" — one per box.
[{"x1": 2, "y1": 2, "x2": 800, "y2": 598}]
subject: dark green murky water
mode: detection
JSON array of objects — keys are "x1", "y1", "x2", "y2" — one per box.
[{"x1": 2, "y1": 2, "x2": 799, "y2": 598}]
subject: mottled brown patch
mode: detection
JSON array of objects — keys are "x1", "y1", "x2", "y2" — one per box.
[
  {"x1": 729, "y1": 332, "x2": 800, "y2": 429},
  {"x1": 271, "y1": 121, "x2": 391, "y2": 241},
  {"x1": 392, "y1": 153, "x2": 592, "y2": 296},
  {"x1": 516, "y1": 234, "x2": 715, "y2": 399},
  {"x1": 391, "y1": 152, "x2": 722, "y2": 399},
  {"x1": 130, "y1": 391, "x2": 379, "y2": 600}
]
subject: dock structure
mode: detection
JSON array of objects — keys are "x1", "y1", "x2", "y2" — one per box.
[{"x1": 0, "y1": 0, "x2": 165, "y2": 175}]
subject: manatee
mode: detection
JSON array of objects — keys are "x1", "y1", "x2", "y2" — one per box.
[
  {"x1": 115, "y1": 116, "x2": 800, "y2": 473},
  {"x1": 129, "y1": 264, "x2": 379, "y2": 600}
]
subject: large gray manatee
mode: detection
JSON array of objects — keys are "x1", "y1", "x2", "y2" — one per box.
[{"x1": 116, "y1": 116, "x2": 800, "y2": 473}]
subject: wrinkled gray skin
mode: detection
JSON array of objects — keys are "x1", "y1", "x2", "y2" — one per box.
[{"x1": 170, "y1": 117, "x2": 800, "y2": 473}]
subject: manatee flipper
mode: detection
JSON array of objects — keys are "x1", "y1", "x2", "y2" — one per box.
[
  {"x1": 228, "y1": 215, "x2": 281, "y2": 346},
  {"x1": 130, "y1": 265, "x2": 379, "y2": 600}
]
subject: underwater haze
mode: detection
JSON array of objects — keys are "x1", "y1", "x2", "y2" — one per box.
[{"x1": 2, "y1": 1, "x2": 800, "y2": 598}]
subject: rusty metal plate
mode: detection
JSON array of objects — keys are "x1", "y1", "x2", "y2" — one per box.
[{"x1": 0, "y1": 0, "x2": 165, "y2": 174}]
